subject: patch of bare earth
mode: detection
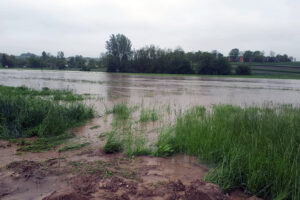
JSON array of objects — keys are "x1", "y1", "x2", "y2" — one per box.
[{"x1": 0, "y1": 151, "x2": 261, "y2": 200}]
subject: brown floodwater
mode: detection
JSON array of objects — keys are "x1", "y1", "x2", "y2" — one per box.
[{"x1": 0, "y1": 69, "x2": 300, "y2": 110}]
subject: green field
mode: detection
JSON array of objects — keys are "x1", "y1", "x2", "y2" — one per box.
[{"x1": 232, "y1": 62, "x2": 300, "y2": 76}]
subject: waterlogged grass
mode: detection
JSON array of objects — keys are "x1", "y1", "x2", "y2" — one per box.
[
  {"x1": 0, "y1": 85, "x2": 94, "y2": 139},
  {"x1": 155, "y1": 105, "x2": 300, "y2": 200},
  {"x1": 140, "y1": 108, "x2": 159, "y2": 122},
  {"x1": 0, "y1": 85, "x2": 84, "y2": 102},
  {"x1": 103, "y1": 132, "x2": 123, "y2": 153},
  {"x1": 58, "y1": 142, "x2": 90, "y2": 152},
  {"x1": 106, "y1": 103, "x2": 132, "y2": 120},
  {"x1": 103, "y1": 113, "x2": 152, "y2": 156}
]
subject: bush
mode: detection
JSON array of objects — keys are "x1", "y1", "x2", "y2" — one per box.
[{"x1": 235, "y1": 65, "x2": 251, "y2": 75}]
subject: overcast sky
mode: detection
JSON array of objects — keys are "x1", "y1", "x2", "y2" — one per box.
[{"x1": 0, "y1": 0, "x2": 299, "y2": 59}]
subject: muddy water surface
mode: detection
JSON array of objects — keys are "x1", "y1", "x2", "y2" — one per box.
[{"x1": 1, "y1": 69, "x2": 300, "y2": 109}]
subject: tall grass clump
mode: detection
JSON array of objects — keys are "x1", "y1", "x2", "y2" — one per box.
[
  {"x1": 157, "y1": 105, "x2": 299, "y2": 200},
  {"x1": 103, "y1": 132, "x2": 123, "y2": 153},
  {"x1": 106, "y1": 103, "x2": 132, "y2": 120},
  {"x1": 140, "y1": 108, "x2": 159, "y2": 122},
  {"x1": 0, "y1": 86, "x2": 94, "y2": 139}
]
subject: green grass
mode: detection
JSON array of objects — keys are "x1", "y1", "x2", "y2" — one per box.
[
  {"x1": 103, "y1": 113, "x2": 152, "y2": 156},
  {"x1": 106, "y1": 102, "x2": 132, "y2": 120},
  {"x1": 0, "y1": 85, "x2": 94, "y2": 139},
  {"x1": 140, "y1": 108, "x2": 159, "y2": 122},
  {"x1": 58, "y1": 142, "x2": 90, "y2": 152},
  {"x1": 155, "y1": 105, "x2": 299, "y2": 200},
  {"x1": 103, "y1": 132, "x2": 123, "y2": 153}
]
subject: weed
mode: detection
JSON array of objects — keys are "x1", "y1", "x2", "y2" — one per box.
[
  {"x1": 103, "y1": 132, "x2": 123, "y2": 153},
  {"x1": 106, "y1": 103, "x2": 132, "y2": 120},
  {"x1": 153, "y1": 128, "x2": 175, "y2": 157},
  {"x1": 104, "y1": 169, "x2": 114, "y2": 178}
]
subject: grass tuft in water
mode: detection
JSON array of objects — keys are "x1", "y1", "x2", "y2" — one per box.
[
  {"x1": 103, "y1": 132, "x2": 123, "y2": 154},
  {"x1": 155, "y1": 105, "x2": 300, "y2": 200},
  {"x1": 106, "y1": 103, "x2": 132, "y2": 120},
  {"x1": 140, "y1": 108, "x2": 159, "y2": 122}
]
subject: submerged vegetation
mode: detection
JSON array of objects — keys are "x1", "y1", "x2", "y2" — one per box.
[
  {"x1": 106, "y1": 102, "x2": 133, "y2": 120},
  {"x1": 140, "y1": 108, "x2": 159, "y2": 122},
  {"x1": 155, "y1": 105, "x2": 299, "y2": 200},
  {"x1": 0, "y1": 85, "x2": 94, "y2": 151}
]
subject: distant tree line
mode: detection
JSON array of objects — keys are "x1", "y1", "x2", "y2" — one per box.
[
  {"x1": 229, "y1": 48, "x2": 294, "y2": 63},
  {"x1": 0, "y1": 33, "x2": 296, "y2": 76},
  {"x1": 0, "y1": 51, "x2": 100, "y2": 71}
]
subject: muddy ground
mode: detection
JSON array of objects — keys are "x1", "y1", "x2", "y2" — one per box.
[{"x1": 0, "y1": 138, "x2": 259, "y2": 200}]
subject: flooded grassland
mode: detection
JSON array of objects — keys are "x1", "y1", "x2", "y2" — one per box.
[{"x1": 0, "y1": 69, "x2": 300, "y2": 200}]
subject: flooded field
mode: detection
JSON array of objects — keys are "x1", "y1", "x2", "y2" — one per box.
[
  {"x1": 1, "y1": 69, "x2": 300, "y2": 109},
  {"x1": 1, "y1": 69, "x2": 299, "y2": 200}
]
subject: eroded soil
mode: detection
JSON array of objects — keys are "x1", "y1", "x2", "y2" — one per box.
[{"x1": 0, "y1": 143, "x2": 260, "y2": 200}]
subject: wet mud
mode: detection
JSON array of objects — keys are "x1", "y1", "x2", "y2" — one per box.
[{"x1": 0, "y1": 148, "x2": 261, "y2": 200}]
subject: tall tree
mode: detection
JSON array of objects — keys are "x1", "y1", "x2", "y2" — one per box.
[
  {"x1": 243, "y1": 51, "x2": 253, "y2": 62},
  {"x1": 56, "y1": 51, "x2": 66, "y2": 70},
  {"x1": 1, "y1": 54, "x2": 14, "y2": 67},
  {"x1": 229, "y1": 48, "x2": 240, "y2": 62},
  {"x1": 105, "y1": 34, "x2": 132, "y2": 72}
]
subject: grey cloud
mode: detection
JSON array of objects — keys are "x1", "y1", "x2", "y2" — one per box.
[{"x1": 0, "y1": 0, "x2": 299, "y2": 59}]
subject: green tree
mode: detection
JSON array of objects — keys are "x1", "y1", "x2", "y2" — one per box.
[
  {"x1": 56, "y1": 51, "x2": 66, "y2": 70},
  {"x1": 1, "y1": 54, "x2": 14, "y2": 67},
  {"x1": 229, "y1": 48, "x2": 240, "y2": 62},
  {"x1": 28, "y1": 56, "x2": 43, "y2": 68},
  {"x1": 105, "y1": 34, "x2": 132, "y2": 72},
  {"x1": 243, "y1": 51, "x2": 253, "y2": 62},
  {"x1": 87, "y1": 59, "x2": 97, "y2": 69}
]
